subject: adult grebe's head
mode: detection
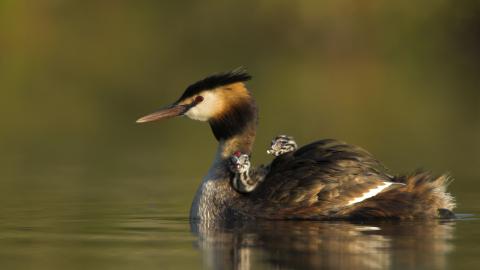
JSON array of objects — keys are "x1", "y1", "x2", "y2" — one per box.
[{"x1": 136, "y1": 69, "x2": 257, "y2": 141}]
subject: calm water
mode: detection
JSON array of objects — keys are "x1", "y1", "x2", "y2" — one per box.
[
  {"x1": 2, "y1": 1, "x2": 480, "y2": 269},
  {"x1": 0, "y1": 194, "x2": 478, "y2": 270}
]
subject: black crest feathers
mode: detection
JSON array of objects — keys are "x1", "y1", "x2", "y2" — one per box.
[{"x1": 178, "y1": 68, "x2": 252, "y2": 102}]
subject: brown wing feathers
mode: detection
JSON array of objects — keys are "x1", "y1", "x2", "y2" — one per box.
[
  {"x1": 341, "y1": 172, "x2": 455, "y2": 220},
  {"x1": 235, "y1": 140, "x2": 394, "y2": 219},
  {"x1": 232, "y1": 139, "x2": 454, "y2": 220}
]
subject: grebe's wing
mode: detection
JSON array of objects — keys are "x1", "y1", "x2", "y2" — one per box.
[{"x1": 238, "y1": 139, "x2": 403, "y2": 219}]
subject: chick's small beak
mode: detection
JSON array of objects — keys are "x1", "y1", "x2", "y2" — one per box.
[{"x1": 136, "y1": 104, "x2": 188, "y2": 123}]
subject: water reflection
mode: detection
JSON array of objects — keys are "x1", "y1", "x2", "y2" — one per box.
[{"x1": 192, "y1": 220, "x2": 454, "y2": 270}]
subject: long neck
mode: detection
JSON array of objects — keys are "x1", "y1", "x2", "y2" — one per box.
[
  {"x1": 209, "y1": 96, "x2": 258, "y2": 156},
  {"x1": 216, "y1": 120, "x2": 257, "y2": 158},
  {"x1": 190, "y1": 98, "x2": 258, "y2": 221}
]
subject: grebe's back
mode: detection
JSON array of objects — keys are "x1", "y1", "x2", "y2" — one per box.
[{"x1": 235, "y1": 139, "x2": 454, "y2": 220}]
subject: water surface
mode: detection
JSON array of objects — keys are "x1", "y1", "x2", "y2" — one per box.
[
  {"x1": 0, "y1": 198, "x2": 478, "y2": 270},
  {"x1": 1, "y1": 1, "x2": 480, "y2": 269}
]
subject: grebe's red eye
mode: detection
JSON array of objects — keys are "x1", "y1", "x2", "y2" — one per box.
[
  {"x1": 234, "y1": 151, "x2": 242, "y2": 157},
  {"x1": 195, "y1": 96, "x2": 204, "y2": 103}
]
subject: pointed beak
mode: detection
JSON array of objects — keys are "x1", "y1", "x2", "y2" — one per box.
[{"x1": 136, "y1": 104, "x2": 189, "y2": 123}]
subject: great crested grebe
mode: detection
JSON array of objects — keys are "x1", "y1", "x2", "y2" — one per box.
[{"x1": 136, "y1": 69, "x2": 455, "y2": 220}]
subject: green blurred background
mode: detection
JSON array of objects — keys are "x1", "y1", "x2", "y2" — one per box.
[{"x1": 1, "y1": 0, "x2": 479, "y2": 215}]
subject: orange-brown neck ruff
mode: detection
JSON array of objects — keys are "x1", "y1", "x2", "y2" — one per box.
[{"x1": 209, "y1": 96, "x2": 257, "y2": 142}]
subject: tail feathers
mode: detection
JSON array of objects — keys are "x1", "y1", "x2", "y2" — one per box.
[{"x1": 345, "y1": 171, "x2": 456, "y2": 220}]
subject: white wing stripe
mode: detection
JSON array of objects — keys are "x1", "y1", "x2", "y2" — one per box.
[{"x1": 346, "y1": 182, "x2": 393, "y2": 206}]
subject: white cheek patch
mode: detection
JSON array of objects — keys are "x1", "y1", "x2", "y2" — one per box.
[
  {"x1": 184, "y1": 92, "x2": 222, "y2": 121},
  {"x1": 185, "y1": 106, "x2": 209, "y2": 121},
  {"x1": 346, "y1": 182, "x2": 398, "y2": 206}
]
